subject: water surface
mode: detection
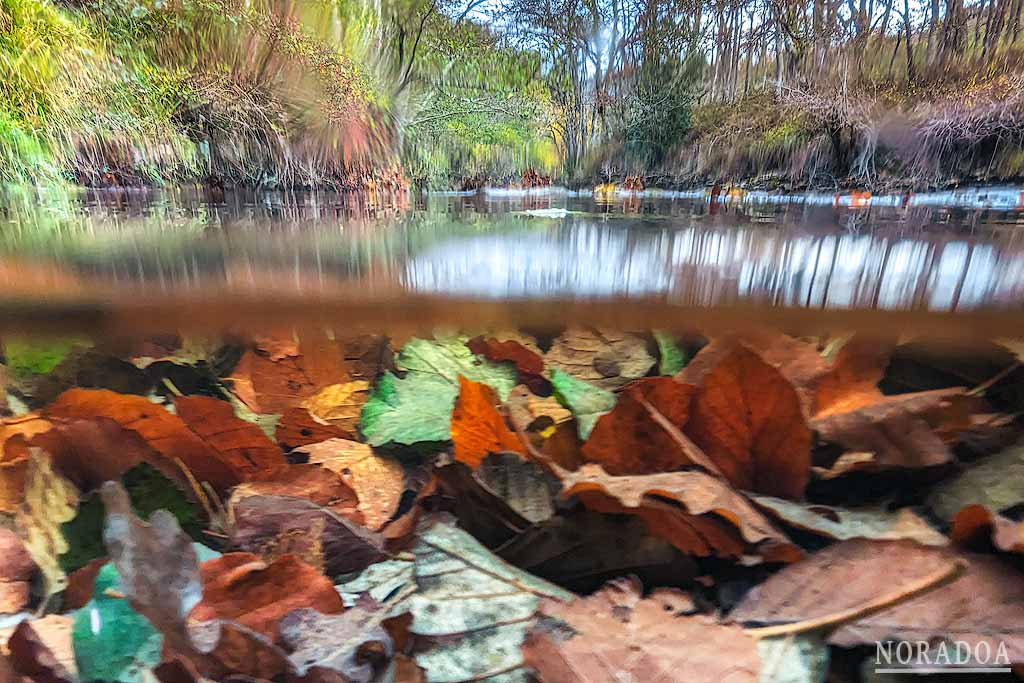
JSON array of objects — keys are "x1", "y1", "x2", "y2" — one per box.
[{"x1": 2, "y1": 185, "x2": 1024, "y2": 335}]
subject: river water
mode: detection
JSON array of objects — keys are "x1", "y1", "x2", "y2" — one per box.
[{"x1": 2, "y1": 185, "x2": 1023, "y2": 336}]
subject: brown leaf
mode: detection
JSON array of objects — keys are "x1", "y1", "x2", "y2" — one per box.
[
  {"x1": 450, "y1": 376, "x2": 525, "y2": 468},
  {"x1": 0, "y1": 529, "x2": 34, "y2": 613},
  {"x1": 679, "y1": 344, "x2": 811, "y2": 498},
  {"x1": 811, "y1": 388, "x2": 974, "y2": 470},
  {"x1": 27, "y1": 417, "x2": 153, "y2": 491},
  {"x1": 474, "y1": 451, "x2": 560, "y2": 524},
  {"x1": 6, "y1": 617, "x2": 75, "y2": 683},
  {"x1": 524, "y1": 577, "x2": 760, "y2": 682},
  {"x1": 173, "y1": 395, "x2": 289, "y2": 483},
  {"x1": 44, "y1": 389, "x2": 287, "y2": 492},
  {"x1": 228, "y1": 331, "x2": 381, "y2": 415},
  {"x1": 0, "y1": 415, "x2": 52, "y2": 514},
  {"x1": 191, "y1": 553, "x2": 345, "y2": 642},
  {"x1": 951, "y1": 504, "x2": 1024, "y2": 553},
  {"x1": 731, "y1": 538, "x2": 1024, "y2": 662},
  {"x1": 63, "y1": 557, "x2": 107, "y2": 611},
  {"x1": 467, "y1": 336, "x2": 548, "y2": 392},
  {"x1": 101, "y1": 481, "x2": 291, "y2": 680},
  {"x1": 296, "y1": 439, "x2": 404, "y2": 530},
  {"x1": 230, "y1": 464, "x2": 363, "y2": 524},
  {"x1": 275, "y1": 408, "x2": 353, "y2": 451},
  {"x1": 231, "y1": 495, "x2": 388, "y2": 576},
  {"x1": 581, "y1": 377, "x2": 696, "y2": 474},
  {"x1": 560, "y1": 464, "x2": 800, "y2": 562},
  {"x1": 546, "y1": 328, "x2": 655, "y2": 390},
  {"x1": 497, "y1": 509, "x2": 698, "y2": 594}
]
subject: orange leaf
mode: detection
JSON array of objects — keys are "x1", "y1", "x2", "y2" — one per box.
[
  {"x1": 681, "y1": 345, "x2": 811, "y2": 498},
  {"x1": 191, "y1": 553, "x2": 345, "y2": 643},
  {"x1": 450, "y1": 376, "x2": 524, "y2": 468},
  {"x1": 44, "y1": 389, "x2": 286, "y2": 492},
  {"x1": 581, "y1": 377, "x2": 696, "y2": 474}
]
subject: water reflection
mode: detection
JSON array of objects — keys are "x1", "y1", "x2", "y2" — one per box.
[{"x1": 1, "y1": 185, "x2": 1023, "y2": 313}]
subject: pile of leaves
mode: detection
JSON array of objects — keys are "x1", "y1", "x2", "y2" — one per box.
[{"x1": 0, "y1": 326, "x2": 1023, "y2": 683}]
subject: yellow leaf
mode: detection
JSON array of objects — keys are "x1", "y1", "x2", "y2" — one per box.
[
  {"x1": 301, "y1": 381, "x2": 370, "y2": 433},
  {"x1": 15, "y1": 449, "x2": 79, "y2": 598}
]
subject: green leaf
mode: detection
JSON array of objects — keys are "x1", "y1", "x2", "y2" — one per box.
[
  {"x1": 654, "y1": 330, "x2": 687, "y2": 375},
  {"x1": 550, "y1": 368, "x2": 616, "y2": 440},
  {"x1": 60, "y1": 464, "x2": 204, "y2": 573},
  {"x1": 4, "y1": 338, "x2": 90, "y2": 378},
  {"x1": 73, "y1": 563, "x2": 163, "y2": 683},
  {"x1": 360, "y1": 337, "x2": 517, "y2": 446}
]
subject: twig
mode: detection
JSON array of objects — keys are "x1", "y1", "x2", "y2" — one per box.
[
  {"x1": 744, "y1": 559, "x2": 967, "y2": 639},
  {"x1": 969, "y1": 360, "x2": 1022, "y2": 396}
]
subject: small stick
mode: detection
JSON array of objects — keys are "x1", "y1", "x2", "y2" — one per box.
[
  {"x1": 744, "y1": 559, "x2": 968, "y2": 639},
  {"x1": 969, "y1": 360, "x2": 1022, "y2": 396}
]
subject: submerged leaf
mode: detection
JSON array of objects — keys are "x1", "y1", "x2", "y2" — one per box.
[
  {"x1": 524, "y1": 577, "x2": 761, "y2": 682},
  {"x1": 409, "y1": 520, "x2": 573, "y2": 683},
  {"x1": 549, "y1": 369, "x2": 615, "y2": 440},
  {"x1": 360, "y1": 337, "x2": 517, "y2": 446},
  {"x1": 545, "y1": 328, "x2": 655, "y2": 390},
  {"x1": 450, "y1": 377, "x2": 524, "y2": 468},
  {"x1": 16, "y1": 449, "x2": 79, "y2": 598}
]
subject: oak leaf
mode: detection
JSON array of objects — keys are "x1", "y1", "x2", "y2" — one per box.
[{"x1": 301, "y1": 380, "x2": 371, "y2": 434}]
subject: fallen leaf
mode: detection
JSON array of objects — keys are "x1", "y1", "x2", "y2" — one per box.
[
  {"x1": 0, "y1": 415, "x2": 53, "y2": 514},
  {"x1": 408, "y1": 520, "x2": 574, "y2": 683},
  {"x1": 545, "y1": 328, "x2": 655, "y2": 390},
  {"x1": 580, "y1": 377, "x2": 697, "y2": 475},
  {"x1": 474, "y1": 452, "x2": 560, "y2": 524},
  {"x1": 497, "y1": 509, "x2": 698, "y2": 594},
  {"x1": 560, "y1": 464, "x2": 800, "y2": 563},
  {"x1": 730, "y1": 538, "x2": 1024, "y2": 664},
  {"x1": 0, "y1": 529, "x2": 34, "y2": 613},
  {"x1": 296, "y1": 438, "x2": 404, "y2": 530},
  {"x1": 751, "y1": 496, "x2": 949, "y2": 546},
  {"x1": 227, "y1": 329, "x2": 350, "y2": 415},
  {"x1": 360, "y1": 337, "x2": 517, "y2": 446},
  {"x1": 950, "y1": 504, "x2": 1024, "y2": 553},
  {"x1": 72, "y1": 561, "x2": 163, "y2": 683},
  {"x1": 450, "y1": 377, "x2": 524, "y2": 468},
  {"x1": 16, "y1": 450, "x2": 78, "y2": 598},
  {"x1": 524, "y1": 576, "x2": 761, "y2": 682},
  {"x1": 173, "y1": 396, "x2": 289, "y2": 483},
  {"x1": 549, "y1": 369, "x2": 615, "y2": 440},
  {"x1": 812, "y1": 388, "x2": 974, "y2": 472},
  {"x1": 434, "y1": 460, "x2": 533, "y2": 548},
  {"x1": 6, "y1": 617, "x2": 76, "y2": 683},
  {"x1": 101, "y1": 481, "x2": 291, "y2": 680},
  {"x1": 275, "y1": 408, "x2": 353, "y2": 451},
  {"x1": 231, "y1": 494, "x2": 388, "y2": 576},
  {"x1": 653, "y1": 329, "x2": 688, "y2": 375},
  {"x1": 467, "y1": 336, "x2": 548, "y2": 393},
  {"x1": 928, "y1": 441, "x2": 1024, "y2": 522},
  {"x1": 191, "y1": 553, "x2": 345, "y2": 641},
  {"x1": 230, "y1": 464, "x2": 363, "y2": 523},
  {"x1": 279, "y1": 598, "x2": 393, "y2": 681},
  {"x1": 301, "y1": 380, "x2": 371, "y2": 434},
  {"x1": 680, "y1": 344, "x2": 811, "y2": 498}
]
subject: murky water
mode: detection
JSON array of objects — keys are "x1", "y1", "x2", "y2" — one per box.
[{"x1": 2, "y1": 185, "x2": 1024, "y2": 335}]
